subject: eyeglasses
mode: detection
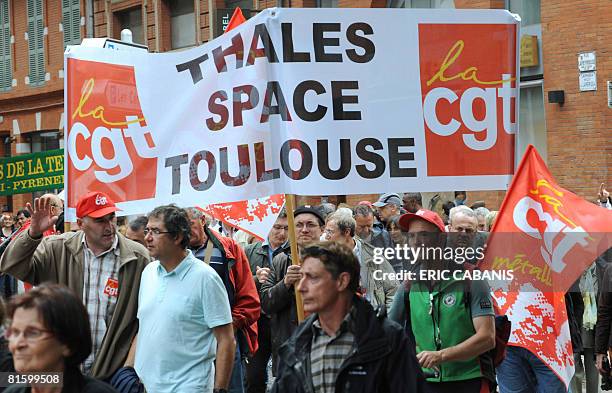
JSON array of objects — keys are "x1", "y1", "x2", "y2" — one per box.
[
  {"x1": 272, "y1": 225, "x2": 289, "y2": 231},
  {"x1": 5, "y1": 327, "x2": 52, "y2": 342},
  {"x1": 143, "y1": 228, "x2": 172, "y2": 236}
]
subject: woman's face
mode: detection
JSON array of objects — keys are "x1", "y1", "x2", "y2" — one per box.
[
  {"x1": 2, "y1": 215, "x2": 12, "y2": 228},
  {"x1": 389, "y1": 223, "x2": 405, "y2": 244},
  {"x1": 8, "y1": 308, "x2": 69, "y2": 373}
]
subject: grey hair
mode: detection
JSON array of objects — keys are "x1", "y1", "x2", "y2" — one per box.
[
  {"x1": 485, "y1": 210, "x2": 498, "y2": 231},
  {"x1": 185, "y1": 207, "x2": 213, "y2": 226},
  {"x1": 449, "y1": 205, "x2": 477, "y2": 225},
  {"x1": 327, "y1": 211, "x2": 356, "y2": 237},
  {"x1": 474, "y1": 207, "x2": 491, "y2": 219},
  {"x1": 335, "y1": 207, "x2": 354, "y2": 219},
  {"x1": 318, "y1": 203, "x2": 336, "y2": 219},
  {"x1": 185, "y1": 207, "x2": 204, "y2": 219}
]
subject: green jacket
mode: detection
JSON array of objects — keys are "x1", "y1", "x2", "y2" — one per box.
[
  {"x1": 409, "y1": 279, "x2": 481, "y2": 382},
  {"x1": 0, "y1": 229, "x2": 150, "y2": 379}
]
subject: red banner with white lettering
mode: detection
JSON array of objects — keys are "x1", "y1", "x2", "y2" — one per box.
[
  {"x1": 481, "y1": 145, "x2": 612, "y2": 386},
  {"x1": 200, "y1": 194, "x2": 285, "y2": 240}
]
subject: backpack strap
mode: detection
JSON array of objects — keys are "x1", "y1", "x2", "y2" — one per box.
[
  {"x1": 203, "y1": 240, "x2": 214, "y2": 265},
  {"x1": 403, "y1": 281, "x2": 412, "y2": 328}
]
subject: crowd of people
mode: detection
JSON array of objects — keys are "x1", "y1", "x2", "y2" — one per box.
[{"x1": 0, "y1": 185, "x2": 607, "y2": 393}]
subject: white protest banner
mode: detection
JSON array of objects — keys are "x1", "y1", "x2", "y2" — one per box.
[{"x1": 64, "y1": 8, "x2": 519, "y2": 219}]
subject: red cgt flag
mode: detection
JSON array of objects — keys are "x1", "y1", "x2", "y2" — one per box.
[
  {"x1": 480, "y1": 145, "x2": 611, "y2": 387},
  {"x1": 225, "y1": 7, "x2": 247, "y2": 33},
  {"x1": 481, "y1": 144, "x2": 611, "y2": 293}
]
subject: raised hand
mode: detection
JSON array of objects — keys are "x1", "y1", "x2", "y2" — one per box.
[{"x1": 26, "y1": 197, "x2": 59, "y2": 238}]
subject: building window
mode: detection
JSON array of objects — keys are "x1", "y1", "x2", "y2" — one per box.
[
  {"x1": 0, "y1": 0, "x2": 10, "y2": 91},
  {"x1": 1, "y1": 135, "x2": 11, "y2": 157},
  {"x1": 2, "y1": 196, "x2": 12, "y2": 213},
  {"x1": 171, "y1": 0, "x2": 195, "y2": 49},
  {"x1": 516, "y1": 81, "x2": 546, "y2": 164},
  {"x1": 28, "y1": 131, "x2": 60, "y2": 153},
  {"x1": 387, "y1": 0, "x2": 455, "y2": 8},
  {"x1": 27, "y1": 0, "x2": 44, "y2": 86},
  {"x1": 115, "y1": 7, "x2": 144, "y2": 45},
  {"x1": 62, "y1": 0, "x2": 81, "y2": 48},
  {"x1": 317, "y1": 0, "x2": 338, "y2": 6}
]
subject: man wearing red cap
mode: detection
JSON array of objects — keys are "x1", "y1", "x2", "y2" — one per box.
[
  {"x1": 388, "y1": 209, "x2": 496, "y2": 393},
  {"x1": 0, "y1": 192, "x2": 150, "y2": 380}
]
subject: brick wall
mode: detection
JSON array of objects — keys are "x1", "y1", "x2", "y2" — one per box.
[
  {"x1": 541, "y1": 0, "x2": 610, "y2": 201},
  {"x1": 0, "y1": 0, "x2": 80, "y2": 213},
  {"x1": 0, "y1": 0, "x2": 71, "y2": 102}
]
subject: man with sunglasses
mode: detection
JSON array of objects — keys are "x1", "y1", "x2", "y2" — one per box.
[
  {"x1": 260, "y1": 205, "x2": 325, "y2": 375},
  {"x1": 389, "y1": 209, "x2": 496, "y2": 393},
  {"x1": 0, "y1": 192, "x2": 150, "y2": 381}
]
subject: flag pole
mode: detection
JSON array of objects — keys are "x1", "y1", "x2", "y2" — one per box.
[{"x1": 284, "y1": 194, "x2": 305, "y2": 322}]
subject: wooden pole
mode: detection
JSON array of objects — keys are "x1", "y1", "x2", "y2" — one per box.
[{"x1": 284, "y1": 194, "x2": 305, "y2": 322}]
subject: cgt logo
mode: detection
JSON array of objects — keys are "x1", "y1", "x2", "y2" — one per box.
[
  {"x1": 66, "y1": 59, "x2": 158, "y2": 207},
  {"x1": 512, "y1": 180, "x2": 589, "y2": 274},
  {"x1": 95, "y1": 194, "x2": 108, "y2": 206},
  {"x1": 419, "y1": 24, "x2": 518, "y2": 176}
]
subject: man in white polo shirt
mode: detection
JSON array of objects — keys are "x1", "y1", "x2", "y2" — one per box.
[{"x1": 135, "y1": 204, "x2": 235, "y2": 393}]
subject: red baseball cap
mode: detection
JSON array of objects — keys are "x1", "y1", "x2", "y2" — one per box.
[
  {"x1": 399, "y1": 209, "x2": 445, "y2": 233},
  {"x1": 76, "y1": 192, "x2": 120, "y2": 219}
]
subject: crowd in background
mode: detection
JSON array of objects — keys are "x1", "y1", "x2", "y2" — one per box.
[{"x1": 0, "y1": 185, "x2": 606, "y2": 393}]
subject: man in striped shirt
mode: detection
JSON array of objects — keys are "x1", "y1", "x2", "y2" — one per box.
[{"x1": 271, "y1": 241, "x2": 423, "y2": 393}]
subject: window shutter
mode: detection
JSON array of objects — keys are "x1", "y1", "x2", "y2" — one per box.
[
  {"x1": 71, "y1": 0, "x2": 80, "y2": 44},
  {"x1": 62, "y1": 0, "x2": 80, "y2": 48},
  {"x1": 61, "y1": 0, "x2": 71, "y2": 48},
  {"x1": 0, "y1": 0, "x2": 11, "y2": 91},
  {"x1": 27, "y1": 0, "x2": 44, "y2": 86}
]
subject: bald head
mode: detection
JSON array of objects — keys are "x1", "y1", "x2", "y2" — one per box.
[{"x1": 41, "y1": 193, "x2": 63, "y2": 215}]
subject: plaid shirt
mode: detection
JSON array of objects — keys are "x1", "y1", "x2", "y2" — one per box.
[
  {"x1": 310, "y1": 310, "x2": 355, "y2": 393},
  {"x1": 82, "y1": 235, "x2": 120, "y2": 374}
]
